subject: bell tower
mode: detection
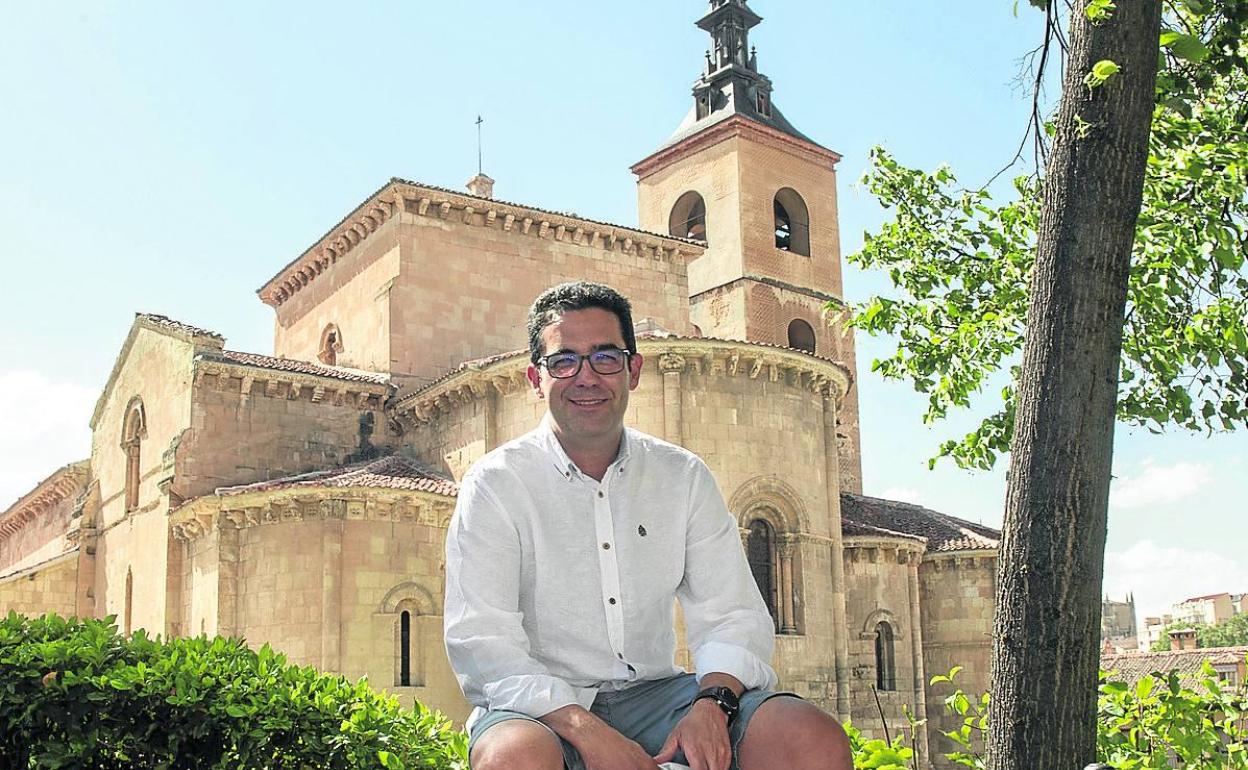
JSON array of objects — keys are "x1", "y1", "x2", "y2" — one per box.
[{"x1": 631, "y1": 0, "x2": 861, "y2": 491}]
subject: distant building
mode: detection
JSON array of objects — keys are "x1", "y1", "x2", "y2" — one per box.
[
  {"x1": 1141, "y1": 614, "x2": 1175, "y2": 650},
  {"x1": 1175, "y1": 592, "x2": 1236, "y2": 627},
  {"x1": 1101, "y1": 594, "x2": 1138, "y2": 652}
]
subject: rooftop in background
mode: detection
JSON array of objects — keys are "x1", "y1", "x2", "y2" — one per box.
[{"x1": 1101, "y1": 646, "x2": 1248, "y2": 687}]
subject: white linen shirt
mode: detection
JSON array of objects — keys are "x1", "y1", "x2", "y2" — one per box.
[{"x1": 443, "y1": 418, "x2": 777, "y2": 719}]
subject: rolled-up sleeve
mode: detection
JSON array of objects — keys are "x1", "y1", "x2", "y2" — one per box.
[
  {"x1": 443, "y1": 470, "x2": 592, "y2": 717},
  {"x1": 675, "y1": 459, "x2": 778, "y2": 691}
]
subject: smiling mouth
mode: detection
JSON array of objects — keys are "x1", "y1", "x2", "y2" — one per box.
[{"x1": 568, "y1": 397, "x2": 608, "y2": 407}]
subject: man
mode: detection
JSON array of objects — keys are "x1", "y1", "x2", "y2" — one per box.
[{"x1": 444, "y1": 282, "x2": 851, "y2": 770}]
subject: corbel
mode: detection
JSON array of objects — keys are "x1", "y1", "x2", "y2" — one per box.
[
  {"x1": 554, "y1": 224, "x2": 566, "y2": 241},
  {"x1": 503, "y1": 213, "x2": 516, "y2": 231},
  {"x1": 462, "y1": 206, "x2": 475, "y2": 224},
  {"x1": 287, "y1": 383, "x2": 302, "y2": 401},
  {"x1": 485, "y1": 210, "x2": 497, "y2": 227},
  {"x1": 311, "y1": 385, "x2": 326, "y2": 403},
  {"x1": 539, "y1": 221, "x2": 551, "y2": 239},
  {"x1": 417, "y1": 197, "x2": 431, "y2": 216},
  {"x1": 521, "y1": 217, "x2": 534, "y2": 235},
  {"x1": 438, "y1": 201, "x2": 452, "y2": 219}
]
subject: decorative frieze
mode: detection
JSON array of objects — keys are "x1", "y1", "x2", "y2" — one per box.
[
  {"x1": 390, "y1": 338, "x2": 850, "y2": 429},
  {"x1": 0, "y1": 462, "x2": 90, "y2": 542},
  {"x1": 192, "y1": 360, "x2": 390, "y2": 411},
  {"x1": 170, "y1": 490, "x2": 455, "y2": 543}
]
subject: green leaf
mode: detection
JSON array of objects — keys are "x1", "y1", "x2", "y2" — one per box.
[
  {"x1": 1085, "y1": 59, "x2": 1122, "y2": 89},
  {"x1": 1160, "y1": 31, "x2": 1210, "y2": 63},
  {"x1": 1085, "y1": 0, "x2": 1116, "y2": 22}
]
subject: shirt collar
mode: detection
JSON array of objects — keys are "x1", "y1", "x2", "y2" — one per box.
[{"x1": 539, "y1": 414, "x2": 632, "y2": 479}]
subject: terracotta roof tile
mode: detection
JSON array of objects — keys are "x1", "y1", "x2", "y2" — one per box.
[
  {"x1": 202, "y1": 350, "x2": 391, "y2": 385},
  {"x1": 841, "y1": 518, "x2": 927, "y2": 543},
  {"x1": 216, "y1": 455, "x2": 458, "y2": 498},
  {"x1": 1101, "y1": 646, "x2": 1248, "y2": 685},
  {"x1": 138, "y1": 313, "x2": 224, "y2": 340},
  {"x1": 840, "y1": 493, "x2": 1001, "y2": 553}
]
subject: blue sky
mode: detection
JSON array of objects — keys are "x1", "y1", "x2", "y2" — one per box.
[{"x1": 1, "y1": 1, "x2": 1243, "y2": 623}]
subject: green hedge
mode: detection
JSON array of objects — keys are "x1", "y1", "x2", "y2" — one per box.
[{"x1": 0, "y1": 612, "x2": 467, "y2": 769}]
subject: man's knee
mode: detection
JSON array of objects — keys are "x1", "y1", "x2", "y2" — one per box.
[
  {"x1": 471, "y1": 719, "x2": 565, "y2": 770},
  {"x1": 740, "y1": 697, "x2": 852, "y2": 770}
]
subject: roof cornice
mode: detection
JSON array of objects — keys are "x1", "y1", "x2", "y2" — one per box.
[
  {"x1": 390, "y1": 336, "x2": 851, "y2": 430},
  {"x1": 0, "y1": 461, "x2": 89, "y2": 542},
  {"x1": 631, "y1": 114, "x2": 842, "y2": 180},
  {"x1": 257, "y1": 179, "x2": 705, "y2": 309},
  {"x1": 169, "y1": 485, "x2": 456, "y2": 542},
  {"x1": 193, "y1": 356, "x2": 393, "y2": 410}
]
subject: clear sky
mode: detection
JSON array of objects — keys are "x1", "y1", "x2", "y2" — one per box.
[{"x1": 1, "y1": 1, "x2": 1242, "y2": 624}]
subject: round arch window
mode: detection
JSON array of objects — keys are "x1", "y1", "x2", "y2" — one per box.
[
  {"x1": 787, "y1": 319, "x2": 816, "y2": 354},
  {"x1": 669, "y1": 191, "x2": 708, "y2": 242},
  {"x1": 773, "y1": 188, "x2": 810, "y2": 255}
]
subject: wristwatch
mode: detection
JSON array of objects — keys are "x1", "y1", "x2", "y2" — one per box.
[{"x1": 692, "y1": 685, "x2": 741, "y2": 724}]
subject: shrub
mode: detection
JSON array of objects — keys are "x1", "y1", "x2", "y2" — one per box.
[{"x1": 0, "y1": 612, "x2": 467, "y2": 770}]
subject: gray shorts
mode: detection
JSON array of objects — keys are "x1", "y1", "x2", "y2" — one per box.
[{"x1": 468, "y1": 673, "x2": 798, "y2": 769}]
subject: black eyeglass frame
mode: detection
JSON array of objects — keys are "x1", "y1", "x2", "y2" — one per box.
[{"x1": 537, "y1": 348, "x2": 633, "y2": 379}]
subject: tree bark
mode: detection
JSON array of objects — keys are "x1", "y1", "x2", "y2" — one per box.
[{"x1": 987, "y1": 2, "x2": 1161, "y2": 769}]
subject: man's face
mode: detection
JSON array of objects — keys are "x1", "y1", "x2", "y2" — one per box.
[{"x1": 526, "y1": 307, "x2": 644, "y2": 450}]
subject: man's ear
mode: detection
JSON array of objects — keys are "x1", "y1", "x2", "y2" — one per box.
[
  {"x1": 627, "y1": 353, "x2": 644, "y2": 390},
  {"x1": 526, "y1": 364, "x2": 543, "y2": 396}
]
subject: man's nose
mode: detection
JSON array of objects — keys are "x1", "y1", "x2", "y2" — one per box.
[{"x1": 571, "y1": 358, "x2": 605, "y2": 385}]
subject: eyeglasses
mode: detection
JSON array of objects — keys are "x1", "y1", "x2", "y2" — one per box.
[{"x1": 538, "y1": 349, "x2": 632, "y2": 379}]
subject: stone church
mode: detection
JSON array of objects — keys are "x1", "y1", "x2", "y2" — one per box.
[{"x1": 0, "y1": 2, "x2": 999, "y2": 765}]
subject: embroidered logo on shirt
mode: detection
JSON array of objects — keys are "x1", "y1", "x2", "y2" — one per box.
[{"x1": 638, "y1": 525, "x2": 647, "y2": 537}]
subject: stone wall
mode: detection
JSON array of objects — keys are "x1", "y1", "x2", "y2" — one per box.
[
  {"x1": 0, "y1": 485, "x2": 82, "y2": 575},
  {"x1": 89, "y1": 325, "x2": 197, "y2": 635},
  {"x1": 920, "y1": 553, "x2": 996, "y2": 769},
  {"x1": 843, "y1": 542, "x2": 925, "y2": 740},
  {"x1": 173, "y1": 493, "x2": 466, "y2": 721},
  {"x1": 178, "y1": 366, "x2": 393, "y2": 500},
  {"x1": 386, "y1": 207, "x2": 697, "y2": 387},
  {"x1": 0, "y1": 553, "x2": 78, "y2": 617},
  {"x1": 271, "y1": 220, "x2": 401, "y2": 373}
]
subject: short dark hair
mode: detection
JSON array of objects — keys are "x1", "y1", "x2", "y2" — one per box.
[{"x1": 527, "y1": 282, "x2": 636, "y2": 364}]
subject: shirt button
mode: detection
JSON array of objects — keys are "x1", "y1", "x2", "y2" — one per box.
[
  {"x1": 608, "y1": 597, "x2": 617, "y2": 605},
  {"x1": 602, "y1": 542, "x2": 611, "y2": 550},
  {"x1": 597, "y1": 491, "x2": 604, "y2": 498},
  {"x1": 617, "y1": 653, "x2": 624, "y2": 659}
]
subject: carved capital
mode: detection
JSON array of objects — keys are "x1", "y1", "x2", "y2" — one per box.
[{"x1": 658, "y1": 353, "x2": 686, "y2": 374}]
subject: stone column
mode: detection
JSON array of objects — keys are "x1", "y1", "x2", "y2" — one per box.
[
  {"x1": 483, "y1": 385, "x2": 499, "y2": 453},
  {"x1": 822, "y1": 391, "x2": 852, "y2": 722},
  {"x1": 778, "y1": 538, "x2": 798, "y2": 634},
  {"x1": 659, "y1": 354, "x2": 685, "y2": 446},
  {"x1": 907, "y1": 554, "x2": 931, "y2": 766},
  {"x1": 217, "y1": 519, "x2": 241, "y2": 639},
  {"x1": 321, "y1": 515, "x2": 344, "y2": 672}
]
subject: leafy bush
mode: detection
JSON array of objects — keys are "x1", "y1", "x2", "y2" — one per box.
[
  {"x1": 929, "y1": 660, "x2": 1248, "y2": 769},
  {"x1": 0, "y1": 612, "x2": 467, "y2": 770}
]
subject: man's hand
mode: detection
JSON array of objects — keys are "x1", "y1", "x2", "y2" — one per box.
[
  {"x1": 653, "y1": 698, "x2": 731, "y2": 770},
  {"x1": 541, "y1": 704, "x2": 661, "y2": 770}
]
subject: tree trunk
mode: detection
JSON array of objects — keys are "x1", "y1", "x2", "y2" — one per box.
[{"x1": 987, "y1": 2, "x2": 1161, "y2": 769}]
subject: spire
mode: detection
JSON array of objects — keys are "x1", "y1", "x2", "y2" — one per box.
[
  {"x1": 654, "y1": 1, "x2": 821, "y2": 153},
  {"x1": 697, "y1": 0, "x2": 763, "y2": 75}
]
